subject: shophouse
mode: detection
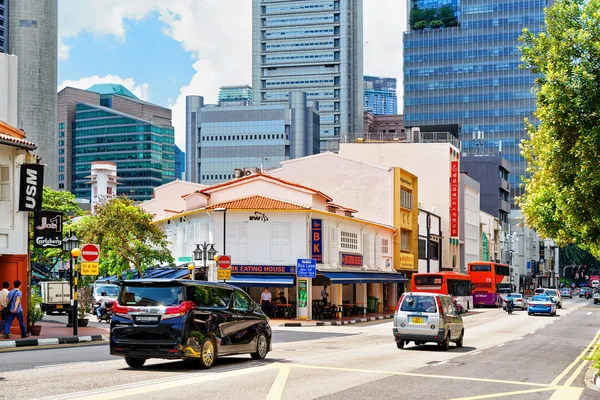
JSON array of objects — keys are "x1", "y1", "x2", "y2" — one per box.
[
  {"x1": 340, "y1": 141, "x2": 461, "y2": 271},
  {"x1": 417, "y1": 209, "x2": 442, "y2": 274},
  {"x1": 268, "y1": 152, "x2": 418, "y2": 293},
  {"x1": 152, "y1": 173, "x2": 405, "y2": 319}
]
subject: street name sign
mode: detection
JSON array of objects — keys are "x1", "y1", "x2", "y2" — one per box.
[
  {"x1": 296, "y1": 258, "x2": 316, "y2": 278},
  {"x1": 178, "y1": 256, "x2": 193, "y2": 263}
]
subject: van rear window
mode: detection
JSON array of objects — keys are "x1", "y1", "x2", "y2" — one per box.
[
  {"x1": 401, "y1": 296, "x2": 437, "y2": 313},
  {"x1": 120, "y1": 286, "x2": 184, "y2": 307}
]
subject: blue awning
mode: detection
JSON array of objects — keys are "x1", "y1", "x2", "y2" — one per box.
[
  {"x1": 319, "y1": 271, "x2": 408, "y2": 284},
  {"x1": 228, "y1": 274, "x2": 295, "y2": 288}
]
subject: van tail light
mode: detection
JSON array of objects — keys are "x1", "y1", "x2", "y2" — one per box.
[
  {"x1": 163, "y1": 301, "x2": 196, "y2": 320},
  {"x1": 113, "y1": 302, "x2": 131, "y2": 319},
  {"x1": 395, "y1": 294, "x2": 405, "y2": 315},
  {"x1": 436, "y1": 297, "x2": 444, "y2": 317}
]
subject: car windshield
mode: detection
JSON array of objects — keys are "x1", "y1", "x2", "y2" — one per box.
[
  {"x1": 400, "y1": 296, "x2": 438, "y2": 313},
  {"x1": 531, "y1": 296, "x2": 550, "y2": 302},
  {"x1": 95, "y1": 286, "x2": 119, "y2": 297},
  {"x1": 119, "y1": 285, "x2": 184, "y2": 307},
  {"x1": 545, "y1": 290, "x2": 557, "y2": 296},
  {"x1": 509, "y1": 294, "x2": 522, "y2": 298}
]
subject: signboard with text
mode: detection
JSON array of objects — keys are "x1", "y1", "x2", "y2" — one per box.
[
  {"x1": 340, "y1": 253, "x2": 363, "y2": 267},
  {"x1": 33, "y1": 211, "x2": 63, "y2": 248},
  {"x1": 450, "y1": 160, "x2": 459, "y2": 237},
  {"x1": 217, "y1": 269, "x2": 232, "y2": 280},
  {"x1": 311, "y1": 219, "x2": 323, "y2": 263},
  {"x1": 81, "y1": 262, "x2": 99, "y2": 276},
  {"x1": 231, "y1": 265, "x2": 295, "y2": 274},
  {"x1": 296, "y1": 259, "x2": 317, "y2": 278},
  {"x1": 19, "y1": 164, "x2": 44, "y2": 212}
]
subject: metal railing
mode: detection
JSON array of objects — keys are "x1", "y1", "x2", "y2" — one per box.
[{"x1": 339, "y1": 131, "x2": 461, "y2": 149}]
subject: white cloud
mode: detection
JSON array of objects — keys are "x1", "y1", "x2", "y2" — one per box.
[
  {"x1": 58, "y1": 1, "x2": 407, "y2": 150},
  {"x1": 58, "y1": 74, "x2": 151, "y2": 101}
]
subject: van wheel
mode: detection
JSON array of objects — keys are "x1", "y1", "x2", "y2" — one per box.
[
  {"x1": 438, "y1": 334, "x2": 450, "y2": 351},
  {"x1": 199, "y1": 338, "x2": 216, "y2": 369},
  {"x1": 396, "y1": 340, "x2": 404, "y2": 349},
  {"x1": 455, "y1": 330, "x2": 464, "y2": 348},
  {"x1": 251, "y1": 332, "x2": 269, "y2": 360},
  {"x1": 125, "y1": 357, "x2": 146, "y2": 368}
]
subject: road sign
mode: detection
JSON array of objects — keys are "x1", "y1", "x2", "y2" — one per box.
[
  {"x1": 80, "y1": 262, "x2": 99, "y2": 276},
  {"x1": 81, "y1": 244, "x2": 100, "y2": 262},
  {"x1": 296, "y1": 258, "x2": 316, "y2": 278},
  {"x1": 217, "y1": 269, "x2": 231, "y2": 280},
  {"x1": 217, "y1": 255, "x2": 232, "y2": 269},
  {"x1": 178, "y1": 256, "x2": 193, "y2": 263}
]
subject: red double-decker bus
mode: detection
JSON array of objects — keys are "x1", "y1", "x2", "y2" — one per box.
[
  {"x1": 467, "y1": 262, "x2": 511, "y2": 307},
  {"x1": 411, "y1": 272, "x2": 473, "y2": 311}
]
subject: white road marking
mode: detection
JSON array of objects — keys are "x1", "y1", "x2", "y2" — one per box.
[
  {"x1": 470, "y1": 351, "x2": 482, "y2": 355},
  {"x1": 35, "y1": 361, "x2": 90, "y2": 369},
  {"x1": 496, "y1": 344, "x2": 505, "y2": 347},
  {"x1": 433, "y1": 361, "x2": 449, "y2": 366},
  {"x1": 587, "y1": 312, "x2": 592, "y2": 315}
]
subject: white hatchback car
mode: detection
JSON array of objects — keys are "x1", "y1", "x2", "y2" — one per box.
[{"x1": 393, "y1": 292, "x2": 464, "y2": 351}]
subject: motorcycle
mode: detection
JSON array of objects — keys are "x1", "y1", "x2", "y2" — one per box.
[
  {"x1": 504, "y1": 298, "x2": 514, "y2": 315},
  {"x1": 452, "y1": 298, "x2": 466, "y2": 314},
  {"x1": 97, "y1": 300, "x2": 114, "y2": 323}
]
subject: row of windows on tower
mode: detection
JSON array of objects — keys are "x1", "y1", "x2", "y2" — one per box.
[
  {"x1": 202, "y1": 134, "x2": 289, "y2": 142},
  {"x1": 202, "y1": 174, "x2": 234, "y2": 181}
]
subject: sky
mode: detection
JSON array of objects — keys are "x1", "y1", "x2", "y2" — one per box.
[{"x1": 58, "y1": 1, "x2": 407, "y2": 150}]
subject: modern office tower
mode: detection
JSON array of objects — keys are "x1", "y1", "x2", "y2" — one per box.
[
  {"x1": 0, "y1": 0, "x2": 8, "y2": 53},
  {"x1": 252, "y1": 0, "x2": 363, "y2": 151},
  {"x1": 57, "y1": 84, "x2": 175, "y2": 201},
  {"x1": 174, "y1": 145, "x2": 185, "y2": 179},
  {"x1": 186, "y1": 92, "x2": 320, "y2": 185},
  {"x1": 403, "y1": 0, "x2": 546, "y2": 207},
  {"x1": 8, "y1": 0, "x2": 58, "y2": 188},
  {"x1": 218, "y1": 85, "x2": 253, "y2": 106},
  {"x1": 363, "y1": 76, "x2": 397, "y2": 115}
]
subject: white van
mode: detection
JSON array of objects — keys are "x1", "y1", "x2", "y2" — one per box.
[
  {"x1": 393, "y1": 292, "x2": 464, "y2": 351},
  {"x1": 591, "y1": 280, "x2": 599, "y2": 289}
]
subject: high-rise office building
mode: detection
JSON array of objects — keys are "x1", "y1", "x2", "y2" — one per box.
[
  {"x1": 218, "y1": 85, "x2": 253, "y2": 106},
  {"x1": 8, "y1": 0, "x2": 58, "y2": 188},
  {"x1": 186, "y1": 92, "x2": 320, "y2": 185},
  {"x1": 403, "y1": 0, "x2": 546, "y2": 207},
  {"x1": 57, "y1": 84, "x2": 175, "y2": 201},
  {"x1": 175, "y1": 145, "x2": 185, "y2": 180},
  {"x1": 0, "y1": 0, "x2": 8, "y2": 53},
  {"x1": 252, "y1": 0, "x2": 363, "y2": 151},
  {"x1": 363, "y1": 76, "x2": 397, "y2": 115}
]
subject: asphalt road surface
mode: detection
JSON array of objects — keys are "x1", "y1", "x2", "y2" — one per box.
[{"x1": 1, "y1": 297, "x2": 598, "y2": 400}]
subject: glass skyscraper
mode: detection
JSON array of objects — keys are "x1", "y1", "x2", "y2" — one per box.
[
  {"x1": 218, "y1": 85, "x2": 253, "y2": 106},
  {"x1": 0, "y1": 0, "x2": 8, "y2": 53},
  {"x1": 364, "y1": 76, "x2": 398, "y2": 115},
  {"x1": 403, "y1": 0, "x2": 547, "y2": 207},
  {"x1": 252, "y1": 0, "x2": 363, "y2": 151}
]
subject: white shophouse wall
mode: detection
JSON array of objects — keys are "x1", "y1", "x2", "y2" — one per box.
[
  {"x1": 140, "y1": 180, "x2": 207, "y2": 220},
  {"x1": 0, "y1": 147, "x2": 29, "y2": 255}
]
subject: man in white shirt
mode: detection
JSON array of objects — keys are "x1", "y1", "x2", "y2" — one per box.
[
  {"x1": 260, "y1": 287, "x2": 272, "y2": 317},
  {"x1": 0, "y1": 282, "x2": 9, "y2": 332}
]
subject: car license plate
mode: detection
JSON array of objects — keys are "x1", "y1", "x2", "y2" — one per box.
[
  {"x1": 56, "y1": 305, "x2": 62, "y2": 309},
  {"x1": 412, "y1": 316, "x2": 425, "y2": 324},
  {"x1": 134, "y1": 315, "x2": 160, "y2": 324}
]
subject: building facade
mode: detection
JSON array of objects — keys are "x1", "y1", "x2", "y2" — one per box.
[
  {"x1": 218, "y1": 85, "x2": 253, "y2": 106},
  {"x1": 268, "y1": 152, "x2": 419, "y2": 283},
  {"x1": 0, "y1": 0, "x2": 8, "y2": 53},
  {"x1": 57, "y1": 84, "x2": 176, "y2": 201},
  {"x1": 460, "y1": 156, "x2": 511, "y2": 230},
  {"x1": 0, "y1": 53, "x2": 17, "y2": 126},
  {"x1": 340, "y1": 141, "x2": 462, "y2": 271},
  {"x1": 185, "y1": 92, "x2": 320, "y2": 185},
  {"x1": 8, "y1": 0, "x2": 58, "y2": 188},
  {"x1": 363, "y1": 112, "x2": 405, "y2": 141},
  {"x1": 252, "y1": 0, "x2": 364, "y2": 150},
  {"x1": 363, "y1": 75, "x2": 398, "y2": 116},
  {"x1": 460, "y1": 173, "x2": 480, "y2": 273},
  {"x1": 88, "y1": 161, "x2": 119, "y2": 213},
  {"x1": 175, "y1": 145, "x2": 185, "y2": 180},
  {"x1": 403, "y1": 0, "x2": 547, "y2": 206},
  {"x1": 418, "y1": 209, "x2": 442, "y2": 274}
]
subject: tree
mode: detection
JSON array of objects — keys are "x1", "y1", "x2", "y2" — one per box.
[
  {"x1": 76, "y1": 197, "x2": 173, "y2": 278},
  {"x1": 518, "y1": 0, "x2": 600, "y2": 257},
  {"x1": 438, "y1": 5, "x2": 458, "y2": 27},
  {"x1": 429, "y1": 20, "x2": 444, "y2": 29},
  {"x1": 31, "y1": 187, "x2": 83, "y2": 271}
]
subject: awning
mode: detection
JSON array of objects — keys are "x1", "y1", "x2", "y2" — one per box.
[
  {"x1": 228, "y1": 274, "x2": 295, "y2": 288},
  {"x1": 319, "y1": 271, "x2": 408, "y2": 284}
]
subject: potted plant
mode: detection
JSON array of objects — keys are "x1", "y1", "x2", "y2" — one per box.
[
  {"x1": 28, "y1": 286, "x2": 44, "y2": 336},
  {"x1": 77, "y1": 285, "x2": 94, "y2": 327}
]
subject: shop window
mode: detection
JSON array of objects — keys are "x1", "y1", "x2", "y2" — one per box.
[
  {"x1": 381, "y1": 238, "x2": 389, "y2": 255},
  {"x1": 401, "y1": 230, "x2": 410, "y2": 251},
  {"x1": 430, "y1": 241, "x2": 439, "y2": 260},
  {"x1": 340, "y1": 231, "x2": 358, "y2": 250},
  {"x1": 418, "y1": 238, "x2": 427, "y2": 259},
  {"x1": 401, "y1": 189, "x2": 413, "y2": 209}
]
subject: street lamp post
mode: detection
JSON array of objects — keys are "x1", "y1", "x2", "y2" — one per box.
[
  {"x1": 62, "y1": 234, "x2": 81, "y2": 328},
  {"x1": 193, "y1": 242, "x2": 217, "y2": 281}
]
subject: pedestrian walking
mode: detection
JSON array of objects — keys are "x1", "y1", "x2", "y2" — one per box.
[
  {"x1": 0, "y1": 281, "x2": 9, "y2": 333},
  {"x1": 3, "y1": 280, "x2": 29, "y2": 339},
  {"x1": 260, "y1": 287, "x2": 272, "y2": 317},
  {"x1": 321, "y1": 286, "x2": 329, "y2": 306}
]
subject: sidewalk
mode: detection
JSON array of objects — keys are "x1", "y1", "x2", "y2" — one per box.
[
  {"x1": 0, "y1": 320, "x2": 109, "y2": 350},
  {"x1": 275, "y1": 313, "x2": 395, "y2": 327}
]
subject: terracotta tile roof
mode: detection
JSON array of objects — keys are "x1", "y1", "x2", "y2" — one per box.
[
  {"x1": 206, "y1": 195, "x2": 310, "y2": 211},
  {"x1": 328, "y1": 203, "x2": 358, "y2": 213},
  {"x1": 0, "y1": 121, "x2": 36, "y2": 150},
  {"x1": 201, "y1": 173, "x2": 333, "y2": 202}
]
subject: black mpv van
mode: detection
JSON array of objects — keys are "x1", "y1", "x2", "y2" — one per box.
[{"x1": 110, "y1": 279, "x2": 272, "y2": 369}]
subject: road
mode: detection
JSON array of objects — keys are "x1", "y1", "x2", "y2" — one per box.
[{"x1": 1, "y1": 297, "x2": 598, "y2": 400}]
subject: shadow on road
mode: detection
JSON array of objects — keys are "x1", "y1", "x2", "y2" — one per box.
[
  {"x1": 117, "y1": 356, "x2": 289, "y2": 373},
  {"x1": 402, "y1": 345, "x2": 477, "y2": 353}
]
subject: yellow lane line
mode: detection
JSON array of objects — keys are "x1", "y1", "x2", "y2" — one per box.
[
  {"x1": 266, "y1": 365, "x2": 291, "y2": 400},
  {"x1": 450, "y1": 386, "x2": 557, "y2": 400},
  {"x1": 550, "y1": 328, "x2": 600, "y2": 386},
  {"x1": 548, "y1": 387, "x2": 584, "y2": 400},
  {"x1": 564, "y1": 337, "x2": 599, "y2": 387},
  {"x1": 291, "y1": 363, "x2": 551, "y2": 387}
]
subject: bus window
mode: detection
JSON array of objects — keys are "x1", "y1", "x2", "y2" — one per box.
[{"x1": 470, "y1": 264, "x2": 491, "y2": 272}]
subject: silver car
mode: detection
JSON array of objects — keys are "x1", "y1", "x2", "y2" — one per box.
[
  {"x1": 393, "y1": 292, "x2": 464, "y2": 351},
  {"x1": 506, "y1": 293, "x2": 527, "y2": 309}
]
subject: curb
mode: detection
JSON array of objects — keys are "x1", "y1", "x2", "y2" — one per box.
[
  {"x1": 0, "y1": 334, "x2": 108, "y2": 349},
  {"x1": 280, "y1": 315, "x2": 394, "y2": 327}
]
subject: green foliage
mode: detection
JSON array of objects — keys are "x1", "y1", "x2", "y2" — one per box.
[
  {"x1": 410, "y1": 6, "x2": 457, "y2": 29},
  {"x1": 75, "y1": 197, "x2": 173, "y2": 278},
  {"x1": 28, "y1": 286, "x2": 44, "y2": 326},
  {"x1": 518, "y1": 0, "x2": 600, "y2": 258}
]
